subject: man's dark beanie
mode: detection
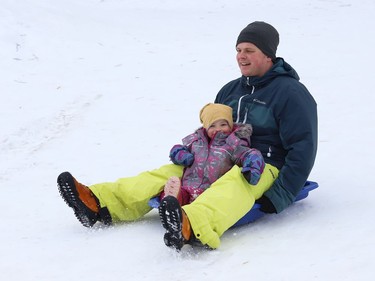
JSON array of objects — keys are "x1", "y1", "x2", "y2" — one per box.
[{"x1": 236, "y1": 21, "x2": 279, "y2": 60}]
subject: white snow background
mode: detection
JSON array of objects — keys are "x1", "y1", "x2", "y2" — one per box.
[{"x1": 1, "y1": 0, "x2": 374, "y2": 280}]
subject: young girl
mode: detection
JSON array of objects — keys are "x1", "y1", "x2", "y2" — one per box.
[{"x1": 160, "y1": 103, "x2": 265, "y2": 206}]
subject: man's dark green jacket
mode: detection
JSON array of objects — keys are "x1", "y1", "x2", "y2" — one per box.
[{"x1": 215, "y1": 58, "x2": 318, "y2": 213}]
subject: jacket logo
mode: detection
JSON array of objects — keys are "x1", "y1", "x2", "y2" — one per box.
[{"x1": 253, "y1": 98, "x2": 266, "y2": 105}]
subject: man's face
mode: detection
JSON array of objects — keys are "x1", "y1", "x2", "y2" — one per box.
[{"x1": 236, "y1": 42, "x2": 273, "y2": 77}]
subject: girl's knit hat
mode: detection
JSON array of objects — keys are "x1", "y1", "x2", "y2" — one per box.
[{"x1": 199, "y1": 103, "x2": 233, "y2": 129}]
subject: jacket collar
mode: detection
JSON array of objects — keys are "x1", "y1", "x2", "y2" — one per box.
[{"x1": 240, "y1": 57, "x2": 300, "y2": 89}]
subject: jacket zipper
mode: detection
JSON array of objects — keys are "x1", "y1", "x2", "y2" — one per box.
[{"x1": 236, "y1": 79, "x2": 255, "y2": 123}]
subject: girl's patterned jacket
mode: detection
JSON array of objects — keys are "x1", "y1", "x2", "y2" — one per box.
[{"x1": 170, "y1": 123, "x2": 264, "y2": 202}]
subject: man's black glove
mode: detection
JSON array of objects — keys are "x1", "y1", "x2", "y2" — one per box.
[{"x1": 256, "y1": 196, "x2": 277, "y2": 214}]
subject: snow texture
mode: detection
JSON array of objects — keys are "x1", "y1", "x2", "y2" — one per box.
[{"x1": 1, "y1": 0, "x2": 374, "y2": 280}]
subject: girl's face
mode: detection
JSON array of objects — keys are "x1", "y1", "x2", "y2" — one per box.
[
  {"x1": 207, "y1": 119, "x2": 231, "y2": 139},
  {"x1": 236, "y1": 42, "x2": 273, "y2": 77}
]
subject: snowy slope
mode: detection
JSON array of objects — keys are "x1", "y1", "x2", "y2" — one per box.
[{"x1": 1, "y1": 0, "x2": 374, "y2": 280}]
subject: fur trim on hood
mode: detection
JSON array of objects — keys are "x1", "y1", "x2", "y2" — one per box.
[{"x1": 233, "y1": 123, "x2": 253, "y2": 144}]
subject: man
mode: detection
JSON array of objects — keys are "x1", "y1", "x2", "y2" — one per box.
[
  {"x1": 58, "y1": 21, "x2": 317, "y2": 251},
  {"x1": 159, "y1": 21, "x2": 317, "y2": 249},
  {"x1": 215, "y1": 21, "x2": 318, "y2": 213}
]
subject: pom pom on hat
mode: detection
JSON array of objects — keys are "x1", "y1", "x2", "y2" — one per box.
[
  {"x1": 199, "y1": 103, "x2": 233, "y2": 130},
  {"x1": 236, "y1": 21, "x2": 279, "y2": 60}
]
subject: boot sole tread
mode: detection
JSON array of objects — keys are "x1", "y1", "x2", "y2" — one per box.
[
  {"x1": 158, "y1": 196, "x2": 184, "y2": 250},
  {"x1": 57, "y1": 172, "x2": 97, "y2": 227}
]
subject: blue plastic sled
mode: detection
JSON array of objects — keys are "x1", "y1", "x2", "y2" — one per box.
[{"x1": 148, "y1": 180, "x2": 318, "y2": 228}]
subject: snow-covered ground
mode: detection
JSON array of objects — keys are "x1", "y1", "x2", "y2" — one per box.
[{"x1": 1, "y1": 0, "x2": 374, "y2": 280}]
